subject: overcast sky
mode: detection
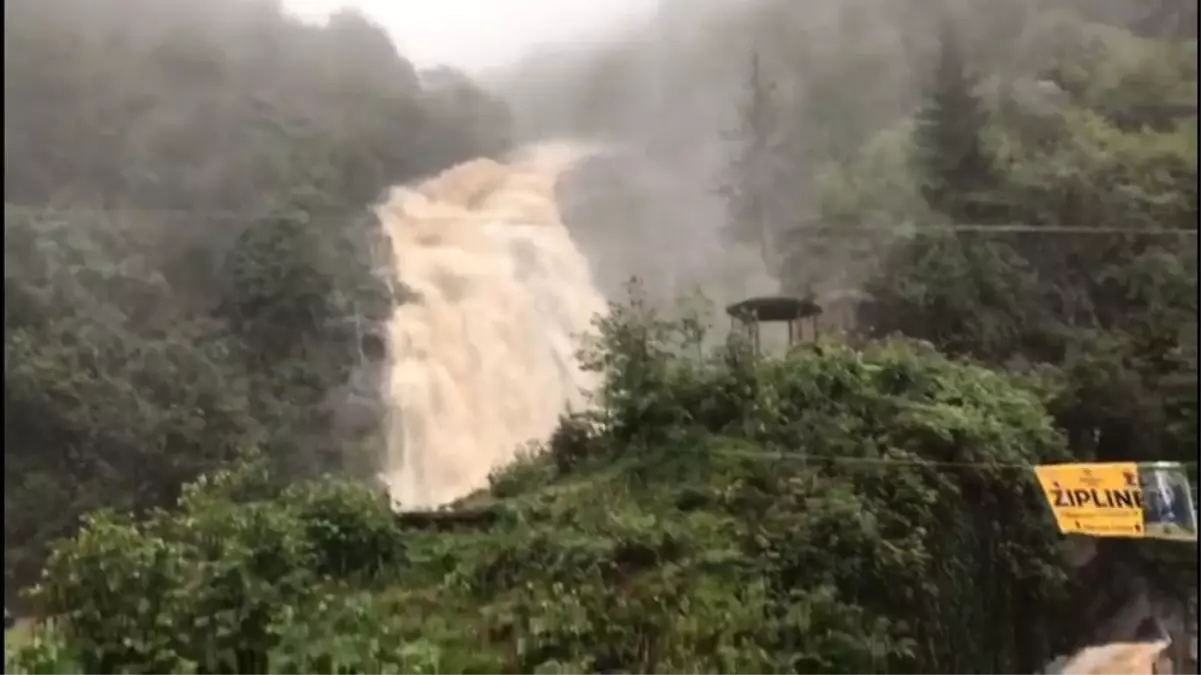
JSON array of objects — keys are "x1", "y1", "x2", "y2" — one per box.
[{"x1": 281, "y1": 0, "x2": 653, "y2": 73}]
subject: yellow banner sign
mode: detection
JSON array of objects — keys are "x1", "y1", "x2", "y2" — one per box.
[
  {"x1": 1034, "y1": 462, "x2": 1144, "y2": 538},
  {"x1": 1034, "y1": 462, "x2": 1198, "y2": 541}
]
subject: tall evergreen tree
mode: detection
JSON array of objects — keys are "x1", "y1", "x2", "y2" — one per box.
[
  {"x1": 721, "y1": 51, "x2": 780, "y2": 275},
  {"x1": 912, "y1": 21, "x2": 1002, "y2": 225}
]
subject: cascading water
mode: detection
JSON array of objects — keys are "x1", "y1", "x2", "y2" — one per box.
[{"x1": 375, "y1": 142, "x2": 609, "y2": 510}]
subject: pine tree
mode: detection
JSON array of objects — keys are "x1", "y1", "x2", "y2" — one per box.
[
  {"x1": 912, "y1": 21, "x2": 1002, "y2": 225},
  {"x1": 721, "y1": 50, "x2": 779, "y2": 273}
]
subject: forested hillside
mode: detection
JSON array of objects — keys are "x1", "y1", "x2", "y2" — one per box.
[
  {"x1": 4, "y1": 0, "x2": 512, "y2": 608},
  {"x1": 5, "y1": 0, "x2": 1198, "y2": 672},
  {"x1": 520, "y1": 0, "x2": 1199, "y2": 667},
  {"x1": 517, "y1": 0, "x2": 1198, "y2": 502}
]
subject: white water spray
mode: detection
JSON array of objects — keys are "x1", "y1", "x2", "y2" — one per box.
[{"x1": 375, "y1": 142, "x2": 609, "y2": 509}]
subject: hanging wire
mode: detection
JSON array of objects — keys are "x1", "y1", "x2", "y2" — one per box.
[
  {"x1": 712, "y1": 448, "x2": 1200, "y2": 472},
  {"x1": 4, "y1": 202, "x2": 1198, "y2": 236}
]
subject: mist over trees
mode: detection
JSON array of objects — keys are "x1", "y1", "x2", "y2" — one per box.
[
  {"x1": 4, "y1": 0, "x2": 1199, "y2": 672},
  {"x1": 512, "y1": 0, "x2": 1197, "y2": 665},
  {"x1": 4, "y1": 0, "x2": 512, "y2": 606}
]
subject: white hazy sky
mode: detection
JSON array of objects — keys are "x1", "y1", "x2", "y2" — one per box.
[{"x1": 281, "y1": 0, "x2": 653, "y2": 73}]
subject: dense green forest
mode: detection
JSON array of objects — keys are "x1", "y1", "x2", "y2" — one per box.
[
  {"x1": 4, "y1": 0, "x2": 1197, "y2": 672},
  {"x1": 4, "y1": 0, "x2": 511, "y2": 608}
]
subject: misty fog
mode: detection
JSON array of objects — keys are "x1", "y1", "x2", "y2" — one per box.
[{"x1": 5, "y1": 0, "x2": 1197, "y2": 671}]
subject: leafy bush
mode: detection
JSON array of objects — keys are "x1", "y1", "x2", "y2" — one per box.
[{"x1": 20, "y1": 457, "x2": 404, "y2": 674}]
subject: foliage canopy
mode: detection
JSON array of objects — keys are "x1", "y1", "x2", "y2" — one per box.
[{"x1": 10, "y1": 300, "x2": 1081, "y2": 674}]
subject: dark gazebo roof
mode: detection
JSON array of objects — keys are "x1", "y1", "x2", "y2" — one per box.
[{"x1": 725, "y1": 295, "x2": 822, "y2": 323}]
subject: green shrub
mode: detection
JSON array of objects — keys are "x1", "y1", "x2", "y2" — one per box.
[
  {"x1": 284, "y1": 481, "x2": 406, "y2": 580},
  {"x1": 25, "y1": 460, "x2": 404, "y2": 674}
]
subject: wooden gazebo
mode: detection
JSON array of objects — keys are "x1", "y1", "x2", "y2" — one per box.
[{"x1": 725, "y1": 295, "x2": 823, "y2": 354}]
